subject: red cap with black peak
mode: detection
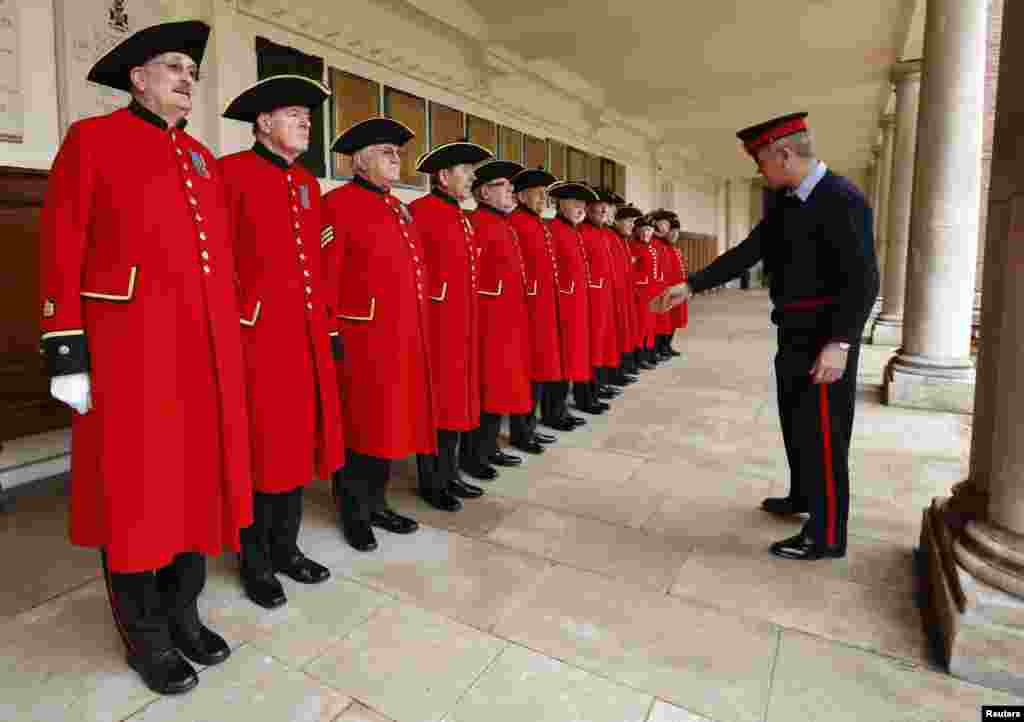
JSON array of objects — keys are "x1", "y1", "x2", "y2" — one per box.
[{"x1": 736, "y1": 112, "x2": 808, "y2": 157}]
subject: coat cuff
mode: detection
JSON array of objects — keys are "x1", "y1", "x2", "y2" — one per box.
[{"x1": 41, "y1": 331, "x2": 90, "y2": 377}]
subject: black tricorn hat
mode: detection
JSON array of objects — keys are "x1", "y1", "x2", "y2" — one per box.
[
  {"x1": 87, "y1": 20, "x2": 210, "y2": 93},
  {"x1": 547, "y1": 181, "x2": 600, "y2": 202},
  {"x1": 471, "y1": 160, "x2": 524, "y2": 190},
  {"x1": 737, "y1": 112, "x2": 809, "y2": 156},
  {"x1": 331, "y1": 117, "x2": 415, "y2": 156},
  {"x1": 416, "y1": 142, "x2": 493, "y2": 174},
  {"x1": 223, "y1": 75, "x2": 330, "y2": 122},
  {"x1": 592, "y1": 187, "x2": 619, "y2": 205},
  {"x1": 512, "y1": 167, "x2": 557, "y2": 193},
  {"x1": 635, "y1": 214, "x2": 655, "y2": 228},
  {"x1": 669, "y1": 216, "x2": 681, "y2": 230},
  {"x1": 615, "y1": 205, "x2": 643, "y2": 220}
]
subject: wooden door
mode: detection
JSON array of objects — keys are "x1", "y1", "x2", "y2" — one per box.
[{"x1": 0, "y1": 166, "x2": 70, "y2": 441}]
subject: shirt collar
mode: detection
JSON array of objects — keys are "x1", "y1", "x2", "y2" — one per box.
[
  {"x1": 129, "y1": 99, "x2": 187, "y2": 132},
  {"x1": 252, "y1": 141, "x2": 291, "y2": 171},
  {"x1": 353, "y1": 174, "x2": 388, "y2": 195},
  {"x1": 431, "y1": 187, "x2": 461, "y2": 208},
  {"x1": 789, "y1": 160, "x2": 828, "y2": 203}
]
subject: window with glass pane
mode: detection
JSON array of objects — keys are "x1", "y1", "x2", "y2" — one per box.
[
  {"x1": 615, "y1": 163, "x2": 627, "y2": 197},
  {"x1": 467, "y1": 114, "x2": 497, "y2": 153},
  {"x1": 567, "y1": 147, "x2": 588, "y2": 183},
  {"x1": 499, "y1": 126, "x2": 524, "y2": 163},
  {"x1": 548, "y1": 140, "x2": 566, "y2": 180},
  {"x1": 329, "y1": 68, "x2": 380, "y2": 180},
  {"x1": 429, "y1": 102, "x2": 465, "y2": 149},
  {"x1": 383, "y1": 87, "x2": 427, "y2": 188},
  {"x1": 524, "y1": 134, "x2": 547, "y2": 169}
]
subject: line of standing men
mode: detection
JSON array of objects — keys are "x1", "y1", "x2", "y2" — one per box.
[{"x1": 38, "y1": 20, "x2": 692, "y2": 697}]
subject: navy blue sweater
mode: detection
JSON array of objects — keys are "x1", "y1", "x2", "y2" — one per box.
[{"x1": 688, "y1": 170, "x2": 880, "y2": 343}]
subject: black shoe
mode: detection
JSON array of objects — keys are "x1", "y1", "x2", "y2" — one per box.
[
  {"x1": 596, "y1": 387, "x2": 619, "y2": 399},
  {"x1": 127, "y1": 647, "x2": 198, "y2": 695},
  {"x1": 371, "y1": 508, "x2": 420, "y2": 534},
  {"x1": 273, "y1": 552, "x2": 330, "y2": 584},
  {"x1": 540, "y1": 417, "x2": 576, "y2": 432},
  {"x1": 241, "y1": 570, "x2": 288, "y2": 609},
  {"x1": 769, "y1": 532, "x2": 845, "y2": 560},
  {"x1": 170, "y1": 621, "x2": 231, "y2": 667},
  {"x1": 488, "y1": 450, "x2": 523, "y2": 466},
  {"x1": 510, "y1": 438, "x2": 544, "y2": 454},
  {"x1": 668, "y1": 349, "x2": 682, "y2": 357},
  {"x1": 342, "y1": 518, "x2": 378, "y2": 552},
  {"x1": 577, "y1": 405, "x2": 606, "y2": 415},
  {"x1": 637, "y1": 360, "x2": 656, "y2": 370},
  {"x1": 449, "y1": 478, "x2": 484, "y2": 498},
  {"x1": 565, "y1": 414, "x2": 587, "y2": 426},
  {"x1": 534, "y1": 432, "x2": 557, "y2": 444},
  {"x1": 761, "y1": 496, "x2": 809, "y2": 515},
  {"x1": 461, "y1": 461, "x2": 499, "y2": 480},
  {"x1": 420, "y1": 488, "x2": 463, "y2": 511}
]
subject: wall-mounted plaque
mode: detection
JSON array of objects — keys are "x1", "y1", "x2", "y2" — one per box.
[
  {"x1": 0, "y1": 0, "x2": 22, "y2": 143},
  {"x1": 53, "y1": 0, "x2": 170, "y2": 138}
]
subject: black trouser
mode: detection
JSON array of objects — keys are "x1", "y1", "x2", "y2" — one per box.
[
  {"x1": 540, "y1": 380, "x2": 570, "y2": 422},
  {"x1": 417, "y1": 429, "x2": 460, "y2": 495},
  {"x1": 103, "y1": 551, "x2": 206, "y2": 656},
  {"x1": 774, "y1": 332, "x2": 859, "y2": 551},
  {"x1": 240, "y1": 487, "x2": 306, "y2": 578},
  {"x1": 572, "y1": 379, "x2": 597, "y2": 408},
  {"x1": 460, "y1": 414, "x2": 502, "y2": 466},
  {"x1": 509, "y1": 383, "x2": 541, "y2": 442},
  {"x1": 337, "y1": 450, "x2": 392, "y2": 520}
]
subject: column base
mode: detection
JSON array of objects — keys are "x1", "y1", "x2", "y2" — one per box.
[
  {"x1": 883, "y1": 353, "x2": 975, "y2": 414},
  {"x1": 920, "y1": 505, "x2": 1024, "y2": 697},
  {"x1": 870, "y1": 315, "x2": 903, "y2": 346}
]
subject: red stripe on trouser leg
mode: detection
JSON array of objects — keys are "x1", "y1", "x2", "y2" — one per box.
[
  {"x1": 100, "y1": 550, "x2": 135, "y2": 653},
  {"x1": 817, "y1": 384, "x2": 837, "y2": 547}
]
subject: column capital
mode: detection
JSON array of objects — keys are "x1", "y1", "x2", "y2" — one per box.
[{"x1": 892, "y1": 58, "x2": 923, "y2": 83}]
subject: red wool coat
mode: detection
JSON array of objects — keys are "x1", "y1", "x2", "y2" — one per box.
[
  {"x1": 219, "y1": 146, "x2": 345, "y2": 491},
  {"x1": 409, "y1": 190, "x2": 481, "y2": 431},
  {"x1": 470, "y1": 205, "x2": 533, "y2": 415},
  {"x1": 321, "y1": 177, "x2": 438, "y2": 459},
  {"x1": 670, "y1": 246, "x2": 690, "y2": 330},
  {"x1": 509, "y1": 207, "x2": 564, "y2": 382},
  {"x1": 39, "y1": 106, "x2": 253, "y2": 573},
  {"x1": 549, "y1": 215, "x2": 593, "y2": 382},
  {"x1": 607, "y1": 229, "x2": 639, "y2": 353},
  {"x1": 580, "y1": 222, "x2": 619, "y2": 368},
  {"x1": 630, "y1": 239, "x2": 664, "y2": 349},
  {"x1": 653, "y1": 239, "x2": 677, "y2": 335}
]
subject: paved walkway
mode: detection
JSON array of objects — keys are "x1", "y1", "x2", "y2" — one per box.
[{"x1": 1, "y1": 288, "x2": 1018, "y2": 722}]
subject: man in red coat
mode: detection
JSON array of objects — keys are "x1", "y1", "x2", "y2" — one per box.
[
  {"x1": 220, "y1": 75, "x2": 344, "y2": 609},
  {"x1": 322, "y1": 118, "x2": 437, "y2": 551},
  {"x1": 631, "y1": 215, "x2": 664, "y2": 366},
  {"x1": 462, "y1": 160, "x2": 535, "y2": 468},
  {"x1": 547, "y1": 182, "x2": 607, "y2": 416},
  {"x1": 510, "y1": 168, "x2": 582, "y2": 433},
  {"x1": 39, "y1": 21, "x2": 249, "y2": 695},
  {"x1": 606, "y1": 200, "x2": 643, "y2": 380},
  {"x1": 651, "y1": 210, "x2": 684, "y2": 360},
  {"x1": 410, "y1": 141, "x2": 494, "y2": 507},
  {"x1": 668, "y1": 217, "x2": 690, "y2": 349}
]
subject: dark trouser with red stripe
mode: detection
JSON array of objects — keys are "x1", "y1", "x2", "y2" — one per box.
[
  {"x1": 774, "y1": 333, "x2": 859, "y2": 551},
  {"x1": 102, "y1": 551, "x2": 206, "y2": 656}
]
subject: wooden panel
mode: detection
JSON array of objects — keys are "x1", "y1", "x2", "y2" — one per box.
[
  {"x1": 467, "y1": 114, "x2": 497, "y2": 152},
  {"x1": 567, "y1": 147, "x2": 588, "y2": 183},
  {"x1": 429, "y1": 101, "x2": 465, "y2": 150},
  {"x1": 0, "y1": 167, "x2": 70, "y2": 442},
  {"x1": 499, "y1": 126, "x2": 523, "y2": 163},
  {"x1": 329, "y1": 68, "x2": 380, "y2": 179},
  {"x1": 523, "y1": 135, "x2": 547, "y2": 169},
  {"x1": 384, "y1": 87, "x2": 427, "y2": 189},
  {"x1": 615, "y1": 163, "x2": 627, "y2": 197},
  {"x1": 601, "y1": 158, "x2": 616, "y2": 191},
  {"x1": 587, "y1": 154, "x2": 603, "y2": 187},
  {"x1": 548, "y1": 140, "x2": 566, "y2": 180}
]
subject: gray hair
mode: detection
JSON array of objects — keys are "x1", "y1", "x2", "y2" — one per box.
[
  {"x1": 772, "y1": 130, "x2": 814, "y2": 159},
  {"x1": 352, "y1": 147, "x2": 373, "y2": 175}
]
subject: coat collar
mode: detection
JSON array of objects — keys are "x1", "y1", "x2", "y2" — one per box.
[
  {"x1": 431, "y1": 187, "x2": 461, "y2": 207},
  {"x1": 251, "y1": 141, "x2": 291, "y2": 171},
  {"x1": 353, "y1": 174, "x2": 388, "y2": 195},
  {"x1": 129, "y1": 99, "x2": 187, "y2": 131}
]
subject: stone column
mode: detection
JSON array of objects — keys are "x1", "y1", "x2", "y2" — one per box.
[
  {"x1": 883, "y1": 0, "x2": 986, "y2": 415},
  {"x1": 873, "y1": 115, "x2": 896, "y2": 281},
  {"x1": 871, "y1": 62, "x2": 922, "y2": 346},
  {"x1": 869, "y1": 145, "x2": 882, "y2": 240},
  {"x1": 919, "y1": 0, "x2": 1024, "y2": 694},
  {"x1": 725, "y1": 179, "x2": 752, "y2": 288},
  {"x1": 715, "y1": 180, "x2": 728, "y2": 256}
]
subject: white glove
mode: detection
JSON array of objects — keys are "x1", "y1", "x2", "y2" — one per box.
[{"x1": 50, "y1": 372, "x2": 92, "y2": 415}]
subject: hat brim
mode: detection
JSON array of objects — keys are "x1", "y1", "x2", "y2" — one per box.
[
  {"x1": 512, "y1": 168, "x2": 557, "y2": 192},
  {"x1": 223, "y1": 75, "x2": 330, "y2": 122},
  {"x1": 87, "y1": 20, "x2": 210, "y2": 93},
  {"x1": 416, "y1": 142, "x2": 493, "y2": 173},
  {"x1": 547, "y1": 181, "x2": 600, "y2": 202},
  {"x1": 471, "y1": 160, "x2": 525, "y2": 190},
  {"x1": 330, "y1": 117, "x2": 415, "y2": 155}
]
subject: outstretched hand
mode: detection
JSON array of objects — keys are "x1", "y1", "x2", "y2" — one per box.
[{"x1": 650, "y1": 282, "x2": 691, "y2": 313}]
